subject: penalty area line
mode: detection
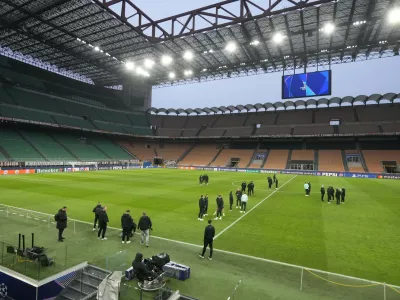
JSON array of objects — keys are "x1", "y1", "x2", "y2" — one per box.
[{"x1": 214, "y1": 175, "x2": 297, "y2": 240}]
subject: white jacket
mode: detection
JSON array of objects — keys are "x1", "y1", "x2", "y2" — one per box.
[
  {"x1": 304, "y1": 183, "x2": 309, "y2": 190},
  {"x1": 241, "y1": 194, "x2": 248, "y2": 203}
]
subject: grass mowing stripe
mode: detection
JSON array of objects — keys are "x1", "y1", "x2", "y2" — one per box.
[{"x1": 214, "y1": 175, "x2": 297, "y2": 240}]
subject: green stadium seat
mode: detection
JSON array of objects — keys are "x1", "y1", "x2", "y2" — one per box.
[
  {"x1": 0, "y1": 88, "x2": 17, "y2": 105},
  {"x1": 127, "y1": 113, "x2": 148, "y2": 127},
  {"x1": 0, "y1": 129, "x2": 44, "y2": 161},
  {"x1": 96, "y1": 109, "x2": 132, "y2": 125},
  {"x1": 52, "y1": 115, "x2": 95, "y2": 130},
  {"x1": 51, "y1": 134, "x2": 110, "y2": 161},
  {"x1": 90, "y1": 137, "x2": 133, "y2": 160},
  {"x1": 0, "y1": 104, "x2": 55, "y2": 124},
  {"x1": 18, "y1": 130, "x2": 75, "y2": 161},
  {"x1": 93, "y1": 121, "x2": 126, "y2": 133}
]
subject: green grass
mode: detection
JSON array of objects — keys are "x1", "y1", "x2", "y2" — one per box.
[{"x1": 0, "y1": 169, "x2": 400, "y2": 300}]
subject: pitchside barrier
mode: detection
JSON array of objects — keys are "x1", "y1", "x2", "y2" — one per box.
[
  {"x1": 176, "y1": 165, "x2": 400, "y2": 180},
  {"x1": 0, "y1": 162, "x2": 399, "y2": 179},
  {"x1": 0, "y1": 204, "x2": 400, "y2": 300}
]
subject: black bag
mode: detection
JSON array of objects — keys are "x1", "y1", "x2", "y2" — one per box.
[
  {"x1": 54, "y1": 213, "x2": 59, "y2": 221},
  {"x1": 151, "y1": 253, "x2": 170, "y2": 268}
]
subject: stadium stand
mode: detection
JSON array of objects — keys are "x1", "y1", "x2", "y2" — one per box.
[
  {"x1": 381, "y1": 123, "x2": 400, "y2": 133},
  {"x1": 199, "y1": 127, "x2": 226, "y2": 137},
  {"x1": 314, "y1": 107, "x2": 356, "y2": 123},
  {"x1": 90, "y1": 138, "x2": 134, "y2": 160},
  {"x1": 245, "y1": 112, "x2": 276, "y2": 126},
  {"x1": 276, "y1": 111, "x2": 312, "y2": 125},
  {"x1": 0, "y1": 129, "x2": 43, "y2": 161},
  {"x1": 293, "y1": 125, "x2": 333, "y2": 135},
  {"x1": 158, "y1": 128, "x2": 183, "y2": 137},
  {"x1": 18, "y1": 130, "x2": 75, "y2": 161},
  {"x1": 51, "y1": 134, "x2": 109, "y2": 161},
  {"x1": 224, "y1": 127, "x2": 253, "y2": 136},
  {"x1": 179, "y1": 144, "x2": 219, "y2": 166},
  {"x1": 212, "y1": 149, "x2": 254, "y2": 167},
  {"x1": 339, "y1": 123, "x2": 380, "y2": 134},
  {"x1": 157, "y1": 143, "x2": 191, "y2": 161},
  {"x1": 213, "y1": 114, "x2": 247, "y2": 127},
  {"x1": 362, "y1": 150, "x2": 400, "y2": 173},
  {"x1": 256, "y1": 126, "x2": 292, "y2": 135},
  {"x1": 318, "y1": 150, "x2": 345, "y2": 172},
  {"x1": 291, "y1": 150, "x2": 314, "y2": 161},
  {"x1": 118, "y1": 141, "x2": 155, "y2": 161},
  {"x1": 264, "y1": 150, "x2": 289, "y2": 169},
  {"x1": 345, "y1": 150, "x2": 365, "y2": 173},
  {"x1": 0, "y1": 105, "x2": 55, "y2": 124}
]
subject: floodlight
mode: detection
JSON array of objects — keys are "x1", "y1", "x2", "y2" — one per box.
[
  {"x1": 273, "y1": 33, "x2": 284, "y2": 44},
  {"x1": 168, "y1": 72, "x2": 176, "y2": 79},
  {"x1": 323, "y1": 23, "x2": 335, "y2": 34},
  {"x1": 136, "y1": 66, "x2": 144, "y2": 75},
  {"x1": 183, "y1": 51, "x2": 194, "y2": 61},
  {"x1": 184, "y1": 70, "x2": 193, "y2": 76},
  {"x1": 251, "y1": 40, "x2": 260, "y2": 46},
  {"x1": 161, "y1": 55, "x2": 173, "y2": 66},
  {"x1": 209, "y1": 49, "x2": 213, "y2": 53},
  {"x1": 225, "y1": 42, "x2": 237, "y2": 52},
  {"x1": 144, "y1": 59, "x2": 155, "y2": 69},
  {"x1": 388, "y1": 7, "x2": 400, "y2": 24},
  {"x1": 125, "y1": 62, "x2": 134, "y2": 70},
  {"x1": 94, "y1": 46, "x2": 100, "y2": 51}
]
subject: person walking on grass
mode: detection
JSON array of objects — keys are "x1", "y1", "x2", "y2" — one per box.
[
  {"x1": 55, "y1": 206, "x2": 67, "y2": 242},
  {"x1": 138, "y1": 212, "x2": 152, "y2": 247},
  {"x1": 198, "y1": 195, "x2": 205, "y2": 221},
  {"x1": 199, "y1": 220, "x2": 215, "y2": 261},
  {"x1": 97, "y1": 207, "x2": 109, "y2": 240},
  {"x1": 229, "y1": 191, "x2": 234, "y2": 211}
]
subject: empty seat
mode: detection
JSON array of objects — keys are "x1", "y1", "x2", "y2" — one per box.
[
  {"x1": 362, "y1": 150, "x2": 400, "y2": 173},
  {"x1": 213, "y1": 115, "x2": 247, "y2": 127},
  {"x1": 212, "y1": 149, "x2": 254, "y2": 168},
  {"x1": 291, "y1": 150, "x2": 314, "y2": 161},
  {"x1": 315, "y1": 107, "x2": 355, "y2": 123},
  {"x1": 256, "y1": 126, "x2": 292, "y2": 136},
  {"x1": 179, "y1": 144, "x2": 219, "y2": 166},
  {"x1": 276, "y1": 110, "x2": 312, "y2": 125},
  {"x1": 318, "y1": 150, "x2": 344, "y2": 172},
  {"x1": 0, "y1": 129, "x2": 43, "y2": 161},
  {"x1": 264, "y1": 150, "x2": 289, "y2": 169}
]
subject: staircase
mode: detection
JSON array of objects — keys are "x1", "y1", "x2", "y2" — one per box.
[
  {"x1": 341, "y1": 150, "x2": 349, "y2": 172},
  {"x1": 90, "y1": 142, "x2": 112, "y2": 160},
  {"x1": 246, "y1": 144, "x2": 260, "y2": 168},
  {"x1": 285, "y1": 149, "x2": 293, "y2": 169},
  {"x1": 356, "y1": 143, "x2": 369, "y2": 172},
  {"x1": 177, "y1": 144, "x2": 196, "y2": 163},
  {"x1": 55, "y1": 265, "x2": 111, "y2": 300},
  {"x1": 243, "y1": 114, "x2": 250, "y2": 126},
  {"x1": 208, "y1": 148, "x2": 223, "y2": 166},
  {"x1": 16, "y1": 129, "x2": 48, "y2": 161},
  {"x1": 195, "y1": 127, "x2": 204, "y2": 137},
  {"x1": 353, "y1": 107, "x2": 359, "y2": 122},
  {"x1": 314, "y1": 150, "x2": 319, "y2": 171},
  {"x1": 210, "y1": 115, "x2": 220, "y2": 128},
  {"x1": 0, "y1": 145, "x2": 11, "y2": 160},
  {"x1": 260, "y1": 150, "x2": 269, "y2": 168}
]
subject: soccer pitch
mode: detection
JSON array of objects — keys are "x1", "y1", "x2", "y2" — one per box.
[{"x1": 1, "y1": 169, "x2": 400, "y2": 299}]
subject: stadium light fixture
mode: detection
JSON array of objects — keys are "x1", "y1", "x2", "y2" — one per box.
[
  {"x1": 144, "y1": 59, "x2": 155, "y2": 69},
  {"x1": 168, "y1": 72, "x2": 176, "y2": 79},
  {"x1": 209, "y1": 49, "x2": 213, "y2": 53},
  {"x1": 225, "y1": 42, "x2": 237, "y2": 52},
  {"x1": 94, "y1": 46, "x2": 100, "y2": 51},
  {"x1": 184, "y1": 70, "x2": 193, "y2": 76},
  {"x1": 161, "y1": 55, "x2": 173, "y2": 66},
  {"x1": 136, "y1": 66, "x2": 144, "y2": 75},
  {"x1": 125, "y1": 61, "x2": 134, "y2": 70},
  {"x1": 388, "y1": 7, "x2": 400, "y2": 24},
  {"x1": 183, "y1": 51, "x2": 194, "y2": 61},
  {"x1": 273, "y1": 33, "x2": 285, "y2": 44},
  {"x1": 250, "y1": 40, "x2": 260, "y2": 46},
  {"x1": 322, "y1": 23, "x2": 335, "y2": 34}
]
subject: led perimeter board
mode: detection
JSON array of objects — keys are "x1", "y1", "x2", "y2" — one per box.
[{"x1": 282, "y1": 70, "x2": 331, "y2": 99}]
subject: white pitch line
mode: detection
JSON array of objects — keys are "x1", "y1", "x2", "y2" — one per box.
[{"x1": 214, "y1": 175, "x2": 297, "y2": 240}]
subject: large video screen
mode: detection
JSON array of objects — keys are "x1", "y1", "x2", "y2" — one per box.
[{"x1": 282, "y1": 70, "x2": 331, "y2": 99}]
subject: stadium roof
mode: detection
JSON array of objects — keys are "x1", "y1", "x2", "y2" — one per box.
[
  {"x1": 148, "y1": 93, "x2": 400, "y2": 114},
  {"x1": 0, "y1": 0, "x2": 399, "y2": 87}
]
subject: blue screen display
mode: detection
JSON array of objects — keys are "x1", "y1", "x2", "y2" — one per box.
[{"x1": 282, "y1": 70, "x2": 331, "y2": 99}]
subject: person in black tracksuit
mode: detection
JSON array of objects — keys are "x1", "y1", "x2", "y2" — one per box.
[
  {"x1": 235, "y1": 189, "x2": 242, "y2": 209},
  {"x1": 275, "y1": 178, "x2": 279, "y2": 189},
  {"x1": 341, "y1": 188, "x2": 346, "y2": 203},
  {"x1": 328, "y1": 186, "x2": 334, "y2": 202},
  {"x1": 248, "y1": 181, "x2": 254, "y2": 196},
  {"x1": 229, "y1": 191, "x2": 234, "y2": 211},
  {"x1": 199, "y1": 220, "x2": 215, "y2": 260},
  {"x1": 92, "y1": 202, "x2": 102, "y2": 231},
  {"x1": 204, "y1": 194, "x2": 209, "y2": 216},
  {"x1": 273, "y1": 174, "x2": 276, "y2": 183},
  {"x1": 56, "y1": 207, "x2": 67, "y2": 242},
  {"x1": 335, "y1": 189, "x2": 341, "y2": 205},
  {"x1": 215, "y1": 195, "x2": 224, "y2": 219},
  {"x1": 268, "y1": 177, "x2": 273, "y2": 189},
  {"x1": 199, "y1": 175, "x2": 203, "y2": 184},
  {"x1": 121, "y1": 210, "x2": 134, "y2": 243},
  {"x1": 241, "y1": 182, "x2": 246, "y2": 193},
  {"x1": 98, "y1": 207, "x2": 109, "y2": 240},
  {"x1": 320, "y1": 186, "x2": 325, "y2": 201},
  {"x1": 203, "y1": 174, "x2": 209, "y2": 185},
  {"x1": 198, "y1": 195, "x2": 205, "y2": 220},
  {"x1": 308, "y1": 182, "x2": 312, "y2": 193}
]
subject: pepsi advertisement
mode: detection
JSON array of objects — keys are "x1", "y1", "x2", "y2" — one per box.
[{"x1": 282, "y1": 70, "x2": 331, "y2": 99}]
